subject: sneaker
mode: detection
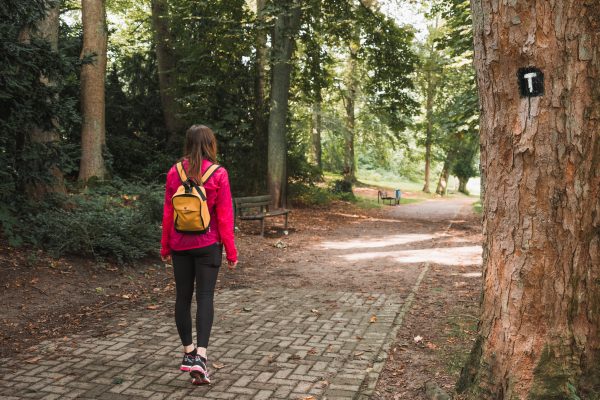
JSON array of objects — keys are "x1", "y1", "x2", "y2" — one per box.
[
  {"x1": 180, "y1": 353, "x2": 195, "y2": 372},
  {"x1": 190, "y1": 355, "x2": 210, "y2": 385}
]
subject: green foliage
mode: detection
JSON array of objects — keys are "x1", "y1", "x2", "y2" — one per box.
[
  {"x1": 13, "y1": 183, "x2": 162, "y2": 263},
  {"x1": 288, "y1": 182, "x2": 334, "y2": 207}
]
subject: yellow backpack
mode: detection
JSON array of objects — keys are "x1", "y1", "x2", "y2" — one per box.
[{"x1": 172, "y1": 162, "x2": 221, "y2": 233}]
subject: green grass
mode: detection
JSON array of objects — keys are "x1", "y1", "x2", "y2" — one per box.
[
  {"x1": 473, "y1": 200, "x2": 482, "y2": 214},
  {"x1": 352, "y1": 195, "x2": 423, "y2": 209}
]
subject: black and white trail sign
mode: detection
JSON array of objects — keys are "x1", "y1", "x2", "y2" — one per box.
[{"x1": 518, "y1": 67, "x2": 544, "y2": 97}]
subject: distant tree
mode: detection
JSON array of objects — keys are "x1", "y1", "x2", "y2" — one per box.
[
  {"x1": 18, "y1": 0, "x2": 66, "y2": 195},
  {"x1": 267, "y1": 0, "x2": 302, "y2": 208},
  {"x1": 79, "y1": 0, "x2": 107, "y2": 181},
  {"x1": 150, "y1": 0, "x2": 183, "y2": 141}
]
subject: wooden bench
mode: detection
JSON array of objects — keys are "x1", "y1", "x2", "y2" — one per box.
[
  {"x1": 378, "y1": 190, "x2": 401, "y2": 206},
  {"x1": 233, "y1": 195, "x2": 290, "y2": 236}
]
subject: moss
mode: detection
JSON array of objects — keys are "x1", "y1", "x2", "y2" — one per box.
[
  {"x1": 528, "y1": 346, "x2": 580, "y2": 400},
  {"x1": 456, "y1": 335, "x2": 484, "y2": 393}
]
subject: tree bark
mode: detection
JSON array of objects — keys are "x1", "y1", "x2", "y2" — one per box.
[
  {"x1": 459, "y1": 1, "x2": 600, "y2": 398},
  {"x1": 79, "y1": 0, "x2": 107, "y2": 182},
  {"x1": 435, "y1": 158, "x2": 450, "y2": 196},
  {"x1": 342, "y1": 38, "x2": 358, "y2": 183},
  {"x1": 19, "y1": 3, "x2": 66, "y2": 195},
  {"x1": 253, "y1": 0, "x2": 268, "y2": 190},
  {"x1": 151, "y1": 0, "x2": 182, "y2": 140},
  {"x1": 422, "y1": 65, "x2": 434, "y2": 193},
  {"x1": 267, "y1": 0, "x2": 301, "y2": 208},
  {"x1": 311, "y1": 100, "x2": 322, "y2": 169}
]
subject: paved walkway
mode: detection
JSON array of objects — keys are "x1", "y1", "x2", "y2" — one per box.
[
  {"x1": 0, "y1": 197, "x2": 476, "y2": 400},
  {"x1": 0, "y1": 282, "x2": 427, "y2": 400}
]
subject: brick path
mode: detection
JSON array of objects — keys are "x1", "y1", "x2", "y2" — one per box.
[{"x1": 0, "y1": 277, "x2": 426, "y2": 400}]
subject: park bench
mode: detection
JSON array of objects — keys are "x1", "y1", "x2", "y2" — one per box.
[
  {"x1": 233, "y1": 195, "x2": 290, "y2": 237},
  {"x1": 377, "y1": 190, "x2": 401, "y2": 206}
]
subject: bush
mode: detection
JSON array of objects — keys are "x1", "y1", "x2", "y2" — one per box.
[
  {"x1": 6, "y1": 182, "x2": 164, "y2": 263},
  {"x1": 330, "y1": 179, "x2": 353, "y2": 194},
  {"x1": 288, "y1": 182, "x2": 334, "y2": 207}
]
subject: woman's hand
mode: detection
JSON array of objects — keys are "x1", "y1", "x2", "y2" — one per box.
[
  {"x1": 161, "y1": 255, "x2": 172, "y2": 264},
  {"x1": 227, "y1": 260, "x2": 238, "y2": 270}
]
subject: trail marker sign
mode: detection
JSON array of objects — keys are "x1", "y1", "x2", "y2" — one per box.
[{"x1": 518, "y1": 67, "x2": 544, "y2": 97}]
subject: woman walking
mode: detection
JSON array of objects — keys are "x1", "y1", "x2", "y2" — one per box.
[{"x1": 160, "y1": 125, "x2": 238, "y2": 385}]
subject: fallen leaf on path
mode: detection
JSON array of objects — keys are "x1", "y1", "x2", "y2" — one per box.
[
  {"x1": 146, "y1": 305, "x2": 159, "y2": 310},
  {"x1": 413, "y1": 335, "x2": 423, "y2": 344},
  {"x1": 311, "y1": 309, "x2": 320, "y2": 314},
  {"x1": 369, "y1": 315, "x2": 377, "y2": 323},
  {"x1": 425, "y1": 342, "x2": 438, "y2": 350},
  {"x1": 308, "y1": 348, "x2": 317, "y2": 355},
  {"x1": 302, "y1": 397, "x2": 316, "y2": 400},
  {"x1": 212, "y1": 362, "x2": 225, "y2": 369},
  {"x1": 25, "y1": 356, "x2": 41, "y2": 363},
  {"x1": 354, "y1": 351, "x2": 364, "y2": 357},
  {"x1": 243, "y1": 307, "x2": 252, "y2": 312},
  {"x1": 121, "y1": 294, "x2": 130, "y2": 299}
]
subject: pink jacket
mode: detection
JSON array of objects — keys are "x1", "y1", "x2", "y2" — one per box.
[{"x1": 160, "y1": 159, "x2": 238, "y2": 263}]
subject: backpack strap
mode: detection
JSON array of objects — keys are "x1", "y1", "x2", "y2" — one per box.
[
  {"x1": 201, "y1": 164, "x2": 222, "y2": 184},
  {"x1": 176, "y1": 162, "x2": 188, "y2": 184}
]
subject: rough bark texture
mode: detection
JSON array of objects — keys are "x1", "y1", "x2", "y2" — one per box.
[
  {"x1": 422, "y1": 64, "x2": 435, "y2": 193},
  {"x1": 19, "y1": 3, "x2": 66, "y2": 195},
  {"x1": 342, "y1": 38, "x2": 358, "y2": 183},
  {"x1": 253, "y1": 0, "x2": 268, "y2": 190},
  {"x1": 267, "y1": 1, "x2": 301, "y2": 208},
  {"x1": 459, "y1": 1, "x2": 600, "y2": 398},
  {"x1": 151, "y1": 0, "x2": 182, "y2": 140},
  {"x1": 79, "y1": 0, "x2": 107, "y2": 181}
]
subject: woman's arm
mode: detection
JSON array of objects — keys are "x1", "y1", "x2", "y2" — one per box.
[
  {"x1": 215, "y1": 168, "x2": 238, "y2": 263},
  {"x1": 160, "y1": 168, "x2": 175, "y2": 258}
]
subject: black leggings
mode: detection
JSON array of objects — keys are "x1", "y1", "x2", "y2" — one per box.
[{"x1": 172, "y1": 243, "x2": 222, "y2": 348}]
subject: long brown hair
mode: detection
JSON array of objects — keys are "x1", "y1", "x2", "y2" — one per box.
[{"x1": 183, "y1": 125, "x2": 218, "y2": 180}]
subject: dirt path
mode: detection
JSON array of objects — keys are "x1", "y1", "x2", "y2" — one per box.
[{"x1": 1, "y1": 196, "x2": 482, "y2": 399}]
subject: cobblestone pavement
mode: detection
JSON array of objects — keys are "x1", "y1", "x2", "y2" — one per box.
[{"x1": 0, "y1": 278, "x2": 426, "y2": 400}]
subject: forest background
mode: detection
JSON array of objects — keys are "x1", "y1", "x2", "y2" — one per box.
[{"x1": 0, "y1": 0, "x2": 479, "y2": 262}]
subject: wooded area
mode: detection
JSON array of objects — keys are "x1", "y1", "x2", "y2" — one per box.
[
  {"x1": 2, "y1": 0, "x2": 599, "y2": 398},
  {"x1": 1, "y1": 0, "x2": 479, "y2": 242}
]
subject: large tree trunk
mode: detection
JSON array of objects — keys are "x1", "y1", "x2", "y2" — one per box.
[
  {"x1": 151, "y1": 0, "x2": 182, "y2": 140},
  {"x1": 79, "y1": 0, "x2": 107, "y2": 181},
  {"x1": 342, "y1": 38, "x2": 358, "y2": 183},
  {"x1": 459, "y1": 1, "x2": 600, "y2": 398},
  {"x1": 19, "y1": 3, "x2": 66, "y2": 195},
  {"x1": 311, "y1": 100, "x2": 322, "y2": 169},
  {"x1": 253, "y1": 0, "x2": 268, "y2": 190},
  {"x1": 422, "y1": 66, "x2": 434, "y2": 193},
  {"x1": 267, "y1": 1, "x2": 301, "y2": 208}
]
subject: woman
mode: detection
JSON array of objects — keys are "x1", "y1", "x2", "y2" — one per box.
[{"x1": 160, "y1": 125, "x2": 238, "y2": 385}]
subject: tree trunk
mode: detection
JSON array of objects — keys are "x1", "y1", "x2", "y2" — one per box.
[
  {"x1": 459, "y1": 1, "x2": 600, "y2": 398},
  {"x1": 19, "y1": 3, "x2": 66, "y2": 196},
  {"x1": 267, "y1": 1, "x2": 301, "y2": 208},
  {"x1": 435, "y1": 158, "x2": 450, "y2": 196},
  {"x1": 457, "y1": 177, "x2": 468, "y2": 195},
  {"x1": 343, "y1": 38, "x2": 358, "y2": 183},
  {"x1": 422, "y1": 64, "x2": 435, "y2": 193},
  {"x1": 151, "y1": 0, "x2": 182, "y2": 141},
  {"x1": 253, "y1": 0, "x2": 268, "y2": 190},
  {"x1": 79, "y1": 0, "x2": 107, "y2": 182},
  {"x1": 311, "y1": 100, "x2": 322, "y2": 169}
]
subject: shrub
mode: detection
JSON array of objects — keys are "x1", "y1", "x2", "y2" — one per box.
[{"x1": 6, "y1": 182, "x2": 164, "y2": 263}]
